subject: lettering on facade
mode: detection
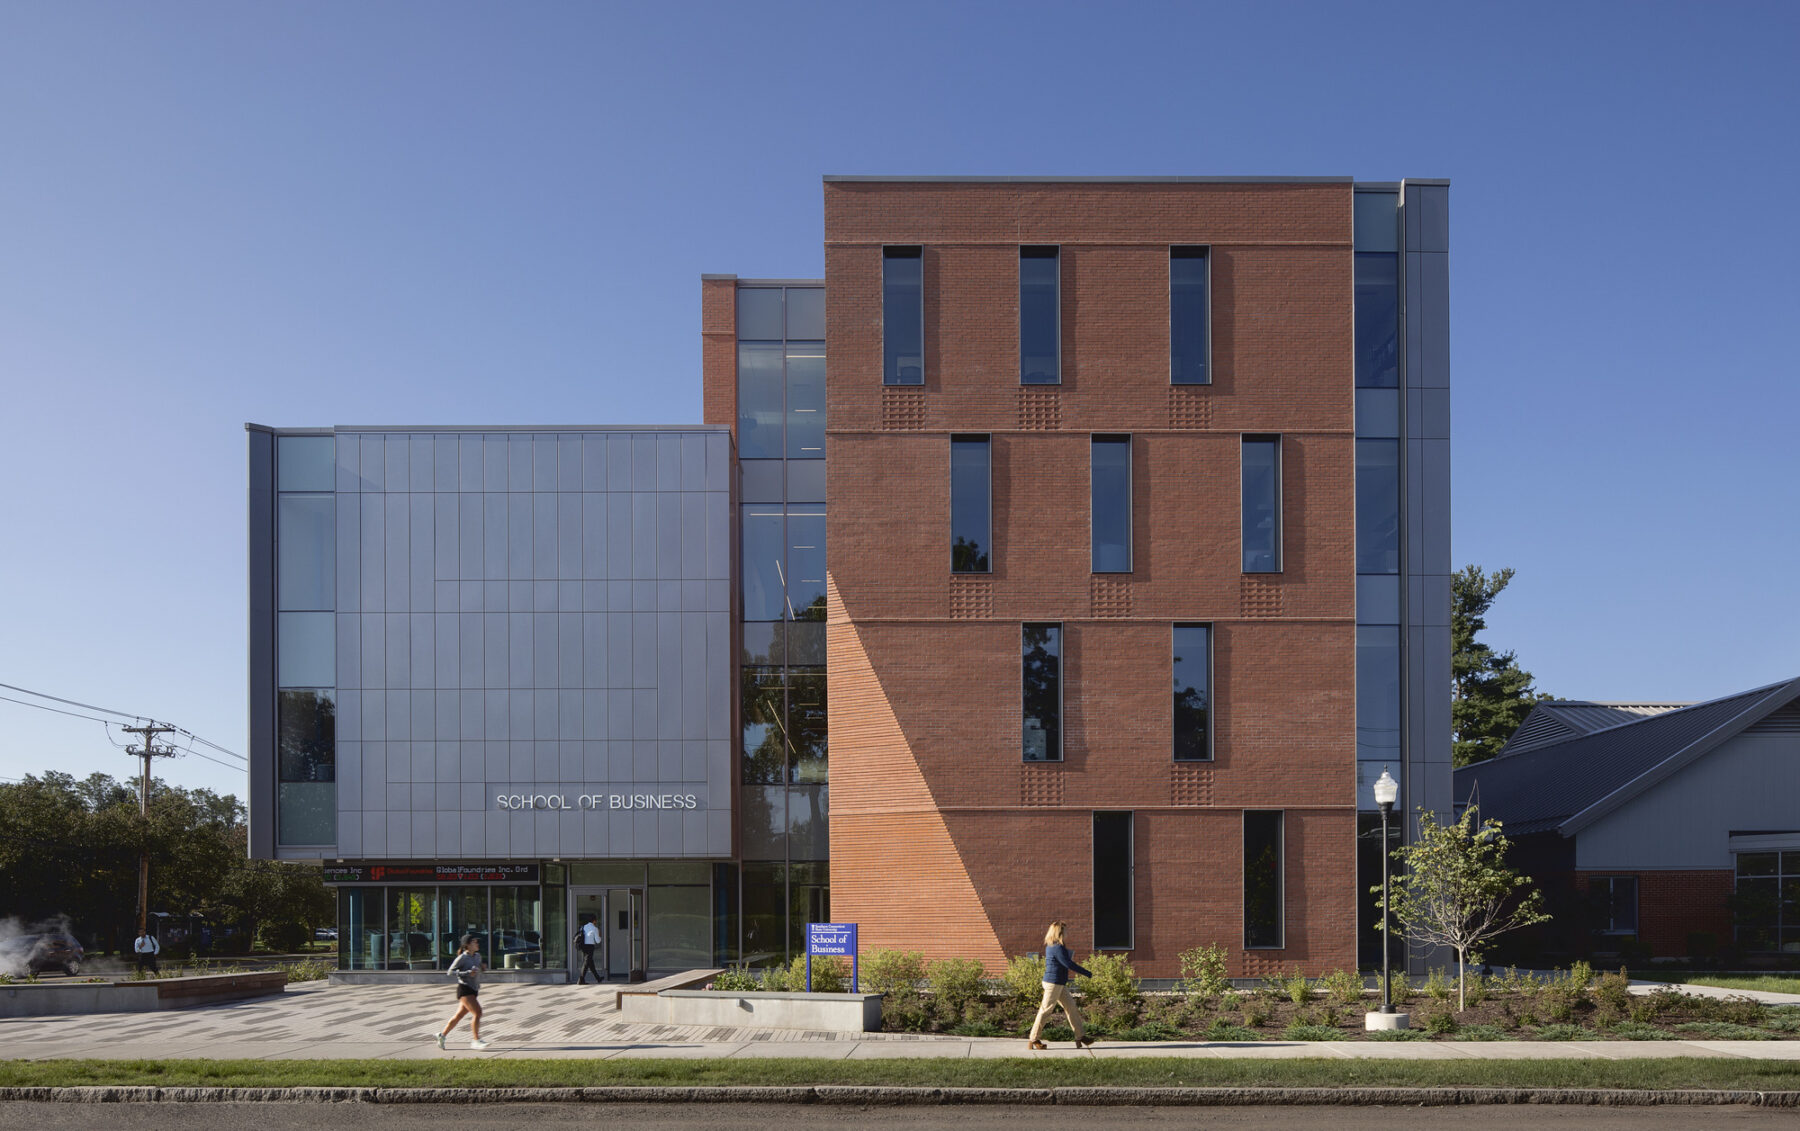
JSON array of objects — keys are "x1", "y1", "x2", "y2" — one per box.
[{"x1": 492, "y1": 792, "x2": 703, "y2": 812}]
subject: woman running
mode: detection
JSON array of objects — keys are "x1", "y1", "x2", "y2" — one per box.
[{"x1": 436, "y1": 934, "x2": 489, "y2": 1050}]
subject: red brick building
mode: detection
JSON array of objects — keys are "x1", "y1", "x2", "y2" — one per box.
[{"x1": 706, "y1": 176, "x2": 1453, "y2": 978}]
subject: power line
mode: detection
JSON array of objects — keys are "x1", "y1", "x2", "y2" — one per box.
[
  {"x1": 0, "y1": 693, "x2": 115, "y2": 726},
  {"x1": 0, "y1": 681, "x2": 151, "y2": 723}
]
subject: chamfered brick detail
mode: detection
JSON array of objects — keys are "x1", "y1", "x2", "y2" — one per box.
[
  {"x1": 1018, "y1": 387, "x2": 1062, "y2": 430},
  {"x1": 949, "y1": 575, "x2": 994, "y2": 620},
  {"x1": 1020, "y1": 763, "x2": 1064, "y2": 806},
  {"x1": 826, "y1": 572, "x2": 1007, "y2": 968},
  {"x1": 1171, "y1": 763, "x2": 1214, "y2": 806},
  {"x1": 882, "y1": 387, "x2": 928, "y2": 430},
  {"x1": 827, "y1": 180, "x2": 1359, "y2": 976},
  {"x1": 1240, "y1": 576, "x2": 1284, "y2": 618},
  {"x1": 1090, "y1": 576, "x2": 1133, "y2": 618},
  {"x1": 1169, "y1": 385, "x2": 1214, "y2": 429}
]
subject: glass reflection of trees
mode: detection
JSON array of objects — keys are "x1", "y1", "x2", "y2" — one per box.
[
  {"x1": 1022, "y1": 624, "x2": 1061, "y2": 762},
  {"x1": 1173, "y1": 625, "x2": 1210, "y2": 761},
  {"x1": 741, "y1": 666, "x2": 827, "y2": 784}
]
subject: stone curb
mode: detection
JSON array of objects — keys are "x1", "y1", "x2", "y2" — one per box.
[{"x1": 3, "y1": 1086, "x2": 1799, "y2": 1107}]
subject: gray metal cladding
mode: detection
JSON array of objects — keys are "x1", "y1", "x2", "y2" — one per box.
[{"x1": 320, "y1": 428, "x2": 733, "y2": 861}]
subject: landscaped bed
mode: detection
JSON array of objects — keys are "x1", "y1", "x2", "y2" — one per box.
[{"x1": 715, "y1": 952, "x2": 1800, "y2": 1043}]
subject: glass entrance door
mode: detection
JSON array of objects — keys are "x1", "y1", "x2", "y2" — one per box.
[
  {"x1": 570, "y1": 887, "x2": 607, "y2": 980},
  {"x1": 604, "y1": 888, "x2": 645, "y2": 981}
]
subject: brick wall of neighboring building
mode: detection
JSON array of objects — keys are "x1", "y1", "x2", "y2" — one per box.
[
  {"x1": 1573, "y1": 869, "x2": 1735, "y2": 959},
  {"x1": 700, "y1": 276, "x2": 737, "y2": 432},
  {"x1": 824, "y1": 180, "x2": 1359, "y2": 976}
]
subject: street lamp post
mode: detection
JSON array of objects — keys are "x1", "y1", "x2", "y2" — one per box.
[{"x1": 1367, "y1": 768, "x2": 1407, "y2": 1030}]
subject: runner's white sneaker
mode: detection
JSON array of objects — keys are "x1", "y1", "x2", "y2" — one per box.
[
  {"x1": 434, "y1": 1033, "x2": 446, "y2": 1050},
  {"x1": 469, "y1": 1039, "x2": 489, "y2": 1050}
]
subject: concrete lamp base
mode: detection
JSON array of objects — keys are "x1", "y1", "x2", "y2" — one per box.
[{"x1": 1365, "y1": 1011, "x2": 1410, "y2": 1031}]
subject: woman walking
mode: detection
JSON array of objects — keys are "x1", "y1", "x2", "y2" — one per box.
[
  {"x1": 1028, "y1": 920, "x2": 1095, "y2": 1050},
  {"x1": 435, "y1": 934, "x2": 489, "y2": 1050}
]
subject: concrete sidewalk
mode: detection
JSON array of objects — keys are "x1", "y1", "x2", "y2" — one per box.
[{"x1": 1, "y1": 982, "x2": 1797, "y2": 1062}]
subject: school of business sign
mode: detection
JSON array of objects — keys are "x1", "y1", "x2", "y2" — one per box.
[
  {"x1": 492, "y1": 792, "x2": 704, "y2": 811},
  {"x1": 805, "y1": 921, "x2": 858, "y2": 992}
]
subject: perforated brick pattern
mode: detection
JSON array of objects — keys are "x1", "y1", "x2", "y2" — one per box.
[
  {"x1": 1020, "y1": 763, "x2": 1065, "y2": 806},
  {"x1": 882, "y1": 387, "x2": 927, "y2": 431},
  {"x1": 1018, "y1": 387, "x2": 1062, "y2": 430},
  {"x1": 1091, "y1": 576, "x2": 1133, "y2": 618},
  {"x1": 1240, "y1": 575, "x2": 1284, "y2": 618},
  {"x1": 1171, "y1": 763, "x2": 1214, "y2": 806},
  {"x1": 1169, "y1": 386, "x2": 1213, "y2": 429},
  {"x1": 949, "y1": 576, "x2": 994, "y2": 620}
]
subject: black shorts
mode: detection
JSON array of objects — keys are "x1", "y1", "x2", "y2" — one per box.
[{"x1": 456, "y1": 984, "x2": 479, "y2": 1000}]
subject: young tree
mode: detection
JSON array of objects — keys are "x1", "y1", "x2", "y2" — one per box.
[
  {"x1": 1453, "y1": 565, "x2": 1543, "y2": 767},
  {"x1": 1375, "y1": 807, "x2": 1549, "y2": 1011}
]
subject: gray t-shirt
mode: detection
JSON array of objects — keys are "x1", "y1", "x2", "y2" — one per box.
[{"x1": 448, "y1": 951, "x2": 482, "y2": 990}]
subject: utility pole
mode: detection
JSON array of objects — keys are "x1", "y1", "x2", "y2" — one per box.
[{"x1": 119, "y1": 724, "x2": 176, "y2": 936}]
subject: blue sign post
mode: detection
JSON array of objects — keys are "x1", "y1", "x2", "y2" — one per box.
[{"x1": 805, "y1": 922, "x2": 858, "y2": 993}]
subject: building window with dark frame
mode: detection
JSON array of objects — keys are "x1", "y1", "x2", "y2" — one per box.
[
  {"x1": 1091, "y1": 435, "x2": 1132, "y2": 573},
  {"x1": 1172, "y1": 624, "x2": 1211, "y2": 762},
  {"x1": 1022, "y1": 623, "x2": 1062, "y2": 762},
  {"x1": 1093, "y1": 812, "x2": 1134, "y2": 950},
  {"x1": 1733, "y1": 850, "x2": 1798, "y2": 952},
  {"x1": 1591, "y1": 876, "x2": 1639, "y2": 936},
  {"x1": 1020, "y1": 246, "x2": 1060, "y2": 384},
  {"x1": 1244, "y1": 810, "x2": 1284, "y2": 948},
  {"x1": 1241, "y1": 435, "x2": 1282, "y2": 573},
  {"x1": 950, "y1": 435, "x2": 991, "y2": 572},
  {"x1": 883, "y1": 246, "x2": 923, "y2": 385},
  {"x1": 1170, "y1": 246, "x2": 1210, "y2": 385}
]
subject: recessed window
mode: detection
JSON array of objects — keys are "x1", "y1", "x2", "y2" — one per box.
[
  {"x1": 1093, "y1": 812, "x2": 1134, "y2": 949},
  {"x1": 1020, "y1": 246, "x2": 1060, "y2": 384},
  {"x1": 1241, "y1": 435, "x2": 1282, "y2": 573},
  {"x1": 277, "y1": 689, "x2": 336, "y2": 846},
  {"x1": 1173, "y1": 625, "x2": 1211, "y2": 762},
  {"x1": 1733, "y1": 850, "x2": 1800, "y2": 952},
  {"x1": 736, "y1": 343, "x2": 784, "y2": 459},
  {"x1": 883, "y1": 247, "x2": 923, "y2": 385},
  {"x1": 276, "y1": 436, "x2": 335, "y2": 493},
  {"x1": 1244, "y1": 810, "x2": 1284, "y2": 948},
  {"x1": 1170, "y1": 247, "x2": 1210, "y2": 385},
  {"x1": 951, "y1": 435, "x2": 991, "y2": 573},
  {"x1": 1091, "y1": 435, "x2": 1132, "y2": 573},
  {"x1": 277, "y1": 495, "x2": 335, "y2": 611},
  {"x1": 1355, "y1": 253, "x2": 1399, "y2": 388},
  {"x1": 786, "y1": 342, "x2": 826, "y2": 458},
  {"x1": 1022, "y1": 624, "x2": 1062, "y2": 762}
]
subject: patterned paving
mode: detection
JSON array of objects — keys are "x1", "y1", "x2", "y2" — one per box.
[{"x1": 3, "y1": 982, "x2": 1798, "y2": 1062}]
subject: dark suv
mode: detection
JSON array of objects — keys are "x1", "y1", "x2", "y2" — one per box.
[{"x1": 2, "y1": 933, "x2": 85, "y2": 976}]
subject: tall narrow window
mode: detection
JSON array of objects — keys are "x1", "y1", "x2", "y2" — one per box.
[
  {"x1": 1020, "y1": 246, "x2": 1060, "y2": 384},
  {"x1": 1355, "y1": 438, "x2": 1400, "y2": 573},
  {"x1": 1093, "y1": 812, "x2": 1134, "y2": 949},
  {"x1": 737, "y1": 343, "x2": 784, "y2": 459},
  {"x1": 1354, "y1": 253, "x2": 1399, "y2": 388},
  {"x1": 1241, "y1": 435, "x2": 1282, "y2": 573},
  {"x1": 1170, "y1": 247, "x2": 1210, "y2": 384},
  {"x1": 1594, "y1": 876, "x2": 1639, "y2": 935},
  {"x1": 950, "y1": 435, "x2": 991, "y2": 572},
  {"x1": 1022, "y1": 624, "x2": 1061, "y2": 762},
  {"x1": 1091, "y1": 435, "x2": 1132, "y2": 573},
  {"x1": 883, "y1": 246, "x2": 923, "y2": 385},
  {"x1": 1172, "y1": 625, "x2": 1211, "y2": 761},
  {"x1": 785, "y1": 342, "x2": 826, "y2": 458},
  {"x1": 1244, "y1": 810, "x2": 1284, "y2": 948}
]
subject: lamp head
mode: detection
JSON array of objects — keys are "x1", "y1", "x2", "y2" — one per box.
[{"x1": 1373, "y1": 768, "x2": 1399, "y2": 811}]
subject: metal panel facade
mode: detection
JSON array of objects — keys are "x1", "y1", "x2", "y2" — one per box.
[{"x1": 254, "y1": 426, "x2": 734, "y2": 861}]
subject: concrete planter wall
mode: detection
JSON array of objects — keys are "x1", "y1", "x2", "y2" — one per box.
[
  {"x1": 619, "y1": 988, "x2": 883, "y2": 1032},
  {"x1": 0, "y1": 971, "x2": 286, "y2": 1018}
]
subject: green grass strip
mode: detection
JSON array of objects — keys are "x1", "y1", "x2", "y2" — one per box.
[
  {"x1": 1686, "y1": 976, "x2": 1800, "y2": 996},
  {"x1": 4, "y1": 1058, "x2": 1800, "y2": 1092}
]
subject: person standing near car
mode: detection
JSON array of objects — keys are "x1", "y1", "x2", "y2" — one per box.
[
  {"x1": 1027, "y1": 920, "x2": 1095, "y2": 1050},
  {"x1": 132, "y1": 929, "x2": 160, "y2": 975},
  {"x1": 435, "y1": 934, "x2": 489, "y2": 1050},
  {"x1": 574, "y1": 915, "x2": 602, "y2": 984}
]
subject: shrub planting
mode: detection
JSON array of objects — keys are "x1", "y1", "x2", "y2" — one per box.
[
  {"x1": 1001, "y1": 952, "x2": 1046, "y2": 1003},
  {"x1": 859, "y1": 950, "x2": 925, "y2": 998},
  {"x1": 1072, "y1": 952, "x2": 1140, "y2": 1004},
  {"x1": 1176, "y1": 944, "x2": 1230, "y2": 1000},
  {"x1": 926, "y1": 956, "x2": 985, "y2": 1014}
]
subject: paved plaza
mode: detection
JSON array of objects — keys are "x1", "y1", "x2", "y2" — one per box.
[{"x1": 3, "y1": 981, "x2": 1800, "y2": 1062}]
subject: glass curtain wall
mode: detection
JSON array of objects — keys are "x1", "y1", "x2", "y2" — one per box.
[
  {"x1": 275, "y1": 435, "x2": 336, "y2": 846},
  {"x1": 1354, "y1": 189, "x2": 1404, "y2": 968},
  {"x1": 736, "y1": 283, "x2": 830, "y2": 965}
]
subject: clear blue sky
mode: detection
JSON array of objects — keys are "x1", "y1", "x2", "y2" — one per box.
[{"x1": 2, "y1": 1, "x2": 1796, "y2": 798}]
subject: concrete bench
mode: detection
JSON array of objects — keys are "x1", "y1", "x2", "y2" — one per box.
[
  {"x1": 0, "y1": 971, "x2": 286, "y2": 1018},
  {"x1": 618, "y1": 988, "x2": 883, "y2": 1032}
]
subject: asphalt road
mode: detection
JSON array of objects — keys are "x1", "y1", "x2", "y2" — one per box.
[{"x1": 1, "y1": 1104, "x2": 1796, "y2": 1129}]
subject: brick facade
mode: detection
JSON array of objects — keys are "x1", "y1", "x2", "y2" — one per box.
[
  {"x1": 822, "y1": 181, "x2": 1359, "y2": 976},
  {"x1": 1572, "y1": 869, "x2": 1735, "y2": 959}
]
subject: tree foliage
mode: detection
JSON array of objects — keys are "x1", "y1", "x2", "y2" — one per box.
[
  {"x1": 1452, "y1": 565, "x2": 1543, "y2": 768},
  {"x1": 0, "y1": 772, "x2": 329, "y2": 953},
  {"x1": 1375, "y1": 807, "x2": 1550, "y2": 1011}
]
